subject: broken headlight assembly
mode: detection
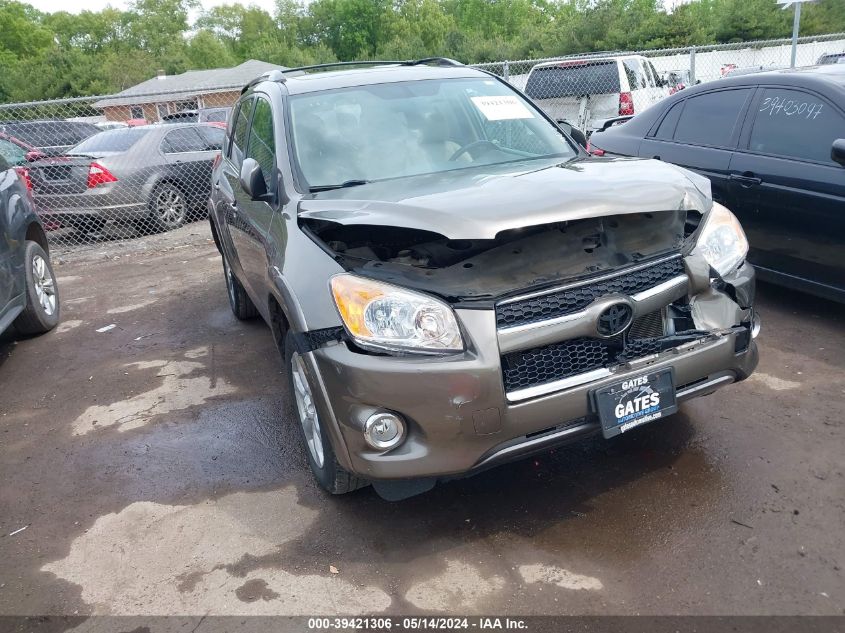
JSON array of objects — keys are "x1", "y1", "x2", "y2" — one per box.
[
  {"x1": 694, "y1": 202, "x2": 749, "y2": 277},
  {"x1": 330, "y1": 274, "x2": 464, "y2": 354}
]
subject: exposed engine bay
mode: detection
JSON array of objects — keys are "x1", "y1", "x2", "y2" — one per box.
[{"x1": 302, "y1": 210, "x2": 698, "y2": 304}]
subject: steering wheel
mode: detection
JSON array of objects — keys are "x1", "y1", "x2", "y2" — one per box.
[{"x1": 448, "y1": 139, "x2": 499, "y2": 162}]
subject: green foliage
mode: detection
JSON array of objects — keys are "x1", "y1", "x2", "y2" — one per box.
[{"x1": 0, "y1": 0, "x2": 843, "y2": 103}]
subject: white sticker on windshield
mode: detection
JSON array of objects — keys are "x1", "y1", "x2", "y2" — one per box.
[{"x1": 470, "y1": 96, "x2": 534, "y2": 121}]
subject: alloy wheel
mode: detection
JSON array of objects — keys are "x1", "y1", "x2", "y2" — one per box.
[
  {"x1": 291, "y1": 352, "x2": 325, "y2": 468},
  {"x1": 32, "y1": 254, "x2": 57, "y2": 316},
  {"x1": 155, "y1": 188, "x2": 186, "y2": 227}
]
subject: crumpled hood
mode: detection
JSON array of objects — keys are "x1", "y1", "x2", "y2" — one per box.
[{"x1": 298, "y1": 156, "x2": 712, "y2": 240}]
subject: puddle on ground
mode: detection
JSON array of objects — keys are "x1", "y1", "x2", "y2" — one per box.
[{"x1": 71, "y1": 346, "x2": 236, "y2": 435}]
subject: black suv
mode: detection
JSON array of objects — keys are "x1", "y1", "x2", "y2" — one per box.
[
  {"x1": 0, "y1": 155, "x2": 60, "y2": 337},
  {"x1": 209, "y1": 60, "x2": 758, "y2": 499}
]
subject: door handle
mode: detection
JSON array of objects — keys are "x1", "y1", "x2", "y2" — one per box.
[{"x1": 729, "y1": 173, "x2": 762, "y2": 188}]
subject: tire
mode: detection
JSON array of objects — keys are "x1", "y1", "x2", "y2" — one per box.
[
  {"x1": 284, "y1": 330, "x2": 366, "y2": 495},
  {"x1": 222, "y1": 252, "x2": 258, "y2": 320},
  {"x1": 148, "y1": 182, "x2": 188, "y2": 232},
  {"x1": 14, "y1": 241, "x2": 60, "y2": 335}
]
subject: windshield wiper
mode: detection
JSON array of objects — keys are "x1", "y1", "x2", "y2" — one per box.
[{"x1": 309, "y1": 179, "x2": 370, "y2": 193}]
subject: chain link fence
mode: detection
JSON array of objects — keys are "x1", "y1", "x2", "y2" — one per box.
[
  {"x1": 475, "y1": 32, "x2": 845, "y2": 133},
  {"x1": 1, "y1": 33, "x2": 843, "y2": 252},
  {"x1": 0, "y1": 88, "x2": 241, "y2": 249}
]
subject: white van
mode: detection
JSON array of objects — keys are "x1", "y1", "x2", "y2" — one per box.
[{"x1": 523, "y1": 55, "x2": 669, "y2": 133}]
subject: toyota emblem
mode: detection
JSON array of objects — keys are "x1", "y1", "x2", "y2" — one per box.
[{"x1": 596, "y1": 303, "x2": 633, "y2": 337}]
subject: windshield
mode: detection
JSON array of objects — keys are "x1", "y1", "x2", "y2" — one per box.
[
  {"x1": 3, "y1": 121, "x2": 99, "y2": 148},
  {"x1": 71, "y1": 127, "x2": 149, "y2": 154},
  {"x1": 289, "y1": 77, "x2": 576, "y2": 189}
]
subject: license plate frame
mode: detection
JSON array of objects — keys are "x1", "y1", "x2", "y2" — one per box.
[{"x1": 592, "y1": 368, "x2": 678, "y2": 439}]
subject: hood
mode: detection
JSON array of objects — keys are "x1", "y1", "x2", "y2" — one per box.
[{"x1": 298, "y1": 157, "x2": 712, "y2": 240}]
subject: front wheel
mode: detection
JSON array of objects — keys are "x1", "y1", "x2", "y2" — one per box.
[
  {"x1": 14, "y1": 241, "x2": 60, "y2": 335},
  {"x1": 284, "y1": 331, "x2": 366, "y2": 495}
]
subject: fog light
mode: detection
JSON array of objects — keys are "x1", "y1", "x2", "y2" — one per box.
[
  {"x1": 363, "y1": 412, "x2": 406, "y2": 451},
  {"x1": 751, "y1": 311, "x2": 762, "y2": 339}
]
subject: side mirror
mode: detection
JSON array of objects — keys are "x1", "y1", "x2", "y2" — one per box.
[
  {"x1": 832, "y1": 139, "x2": 845, "y2": 167},
  {"x1": 25, "y1": 150, "x2": 43, "y2": 162},
  {"x1": 239, "y1": 157, "x2": 268, "y2": 200},
  {"x1": 556, "y1": 119, "x2": 573, "y2": 135}
]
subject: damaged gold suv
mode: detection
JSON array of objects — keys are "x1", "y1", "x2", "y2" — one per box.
[{"x1": 209, "y1": 59, "x2": 759, "y2": 500}]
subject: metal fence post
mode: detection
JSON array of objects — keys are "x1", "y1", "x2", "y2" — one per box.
[
  {"x1": 790, "y1": 3, "x2": 801, "y2": 68},
  {"x1": 503, "y1": 60, "x2": 510, "y2": 82},
  {"x1": 690, "y1": 46, "x2": 696, "y2": 85}
]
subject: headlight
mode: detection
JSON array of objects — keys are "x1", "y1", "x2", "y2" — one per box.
[
  {"x1": 695, "y1": 202, "x2": 749, "y2": 277},
  {"x1": 330, "y1": 274, "x2": 464, "y2": 354}
]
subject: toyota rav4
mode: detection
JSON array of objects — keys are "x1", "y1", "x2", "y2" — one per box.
[{"x1": 208, "y1": 59, "x2": 759, "y2": 500}]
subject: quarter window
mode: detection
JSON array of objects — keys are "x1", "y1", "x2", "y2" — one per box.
[
  {"x1": 747, "y1": 88, "x2": 845, "y2": 164},
  {"x1": 653, "y1": 101, "x2": 683, "y2": 140},
  {"x1": 245, "y1": 98, "x2": 276, "y2": 190},
  {"x1": 672, "y1": 89, "x2": 751, "y2": 148}
]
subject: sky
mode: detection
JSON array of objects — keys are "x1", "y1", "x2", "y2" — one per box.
[{"x1": 23, "y1": 0, "x2": 281, "y2": 17}]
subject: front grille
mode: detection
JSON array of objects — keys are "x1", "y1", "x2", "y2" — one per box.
[
  {"x1": 502, "y1": 338, "x2": 609, "y2": 392},
  {"x1": 496, "y1": 257, "x2": 684, "y2": 329},
  {"x1": 629, "y1": 309, "x2": 665, "y2": 339},
  {"x1": 502, "y1": 332, "x2": 706, "y2": 393}
]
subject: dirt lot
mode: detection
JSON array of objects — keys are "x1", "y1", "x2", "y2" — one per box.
[{"x1": 0, "y1": 223, "x2": 842, "y2": 618}]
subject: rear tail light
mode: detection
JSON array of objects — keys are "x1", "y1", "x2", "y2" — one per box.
[
  {"x1": 619, "y1": 91, "x2": 635, "y2": 116},
  {"x1": 212, "y1": 152, "x2": 222, "y2": 170},
  {"x1": 14, "y1": 166, "x2": 32, "y2": 192},
  {"x1": 87, "y1": 162, "x2": 118, "y2": 188},
  {"x1": 586, "y1": 141, "x2": 605, "y2": 156}
]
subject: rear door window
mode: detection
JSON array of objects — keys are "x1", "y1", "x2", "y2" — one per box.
[
  {"x1": 746, "y1": 88, "x2": 845, "y2": 164},
  {"x1": 525, "y1": 61, "x2": 621, "y2": 99},
  {"x1": 161, "y1": 128, "x2": 206, "y2": 154},
  {"x1": 623, "y1": 59, "x2": 647, "y2": 90},
  {"x1": 197, "y1": 125, "x2": 225, "y2": 150},
  {"x1": 672, "y1": 89, "x2": 751, "y2": 148}
]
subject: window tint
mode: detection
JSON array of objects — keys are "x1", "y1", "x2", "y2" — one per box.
[
  {"x1": 246, "y1": 98, "x2": 276, "y2": 190},
  {"x1": 524, "y1": 61, "x2": 620, "y2": 99},
  {"x1": 230, "y1": 98, "x2": 254, "y2": 165},
  {"x1": 653, "y1": 101, "x2": 683, "y2": 139},
  {"x1": 748, "y1": 88, "x2": 845, "y2": 164},
  {"x1": 197, "y1": 125, "x2": 224, "y2": 150},
  {"x1": 0, "y1": 138, "x2": 27, "y2": 165},
  {"x1": 161, "y1": 127, "x2": 205, "y2": 153},
  {"x1": 623, "y1": 59, "x2": 646, "y2": 89},
  {"x1": 673, "y1": 89, "x2": 750, "y2": 147}
]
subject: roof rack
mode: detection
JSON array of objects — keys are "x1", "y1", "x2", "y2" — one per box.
[{"x1": 241, "y1": 57, "x2": 464, "y2": 93}]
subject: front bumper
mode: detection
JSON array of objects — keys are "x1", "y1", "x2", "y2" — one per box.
[{"x1": 304, "y1": 259, "x2": 759, "y2": 481}]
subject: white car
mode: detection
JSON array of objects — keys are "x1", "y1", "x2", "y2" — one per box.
[{"x1": 523, "y1": 55, "x2": 669, "y2": 133}]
